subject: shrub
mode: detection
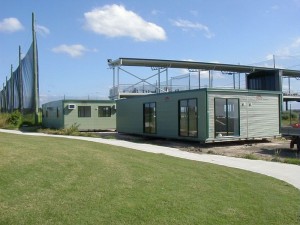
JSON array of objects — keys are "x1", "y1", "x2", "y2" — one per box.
[
  {"x1": 63, "y1": 123, "x2": 80, "y2": 135},
  {"x1": 22, "y1": 113, "x2": 36, "y2": 126},
  {"x1": 0, "y1": 111, "x2": 23, "y2": 128},
  {"x1": 0, "y1": 113, "x2": 9, "y2": 128},
  {"x1": 282, "y1": 112, "x2": 288, "y2": 120},
  {"x1": 282, "y1": 111, "x2": 299, "y2": 120},
  {"x1": 7, "y1": 111, "x2": 23, "y2": 127},
  {"x1": 39, "y1": 123, "x2": 80, "y2": 136}
]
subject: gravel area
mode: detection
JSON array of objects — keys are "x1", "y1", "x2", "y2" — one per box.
[{"x1": 94, "y1": 132, "x2": 299, "y2": 161}]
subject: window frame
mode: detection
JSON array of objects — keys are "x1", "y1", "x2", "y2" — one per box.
[
  {"x1": 78, "y1": 106, "x2": 91, "y2": 118},
  {"x1": 178, "y1": 98, "x2": 198, "y2": 137},
  {"x1": 98, "y1": 106, "x2": 112, "y2": 117}
]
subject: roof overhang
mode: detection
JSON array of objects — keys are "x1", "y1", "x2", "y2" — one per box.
[{"x1": 108, "y1": 57, "x2": 300, "y2": 78}]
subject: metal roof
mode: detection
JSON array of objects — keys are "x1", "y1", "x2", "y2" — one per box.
[{"x1": 108, "y1": 57, "x2": 300, "y2": 77}]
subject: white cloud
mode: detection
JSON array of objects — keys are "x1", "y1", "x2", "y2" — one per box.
[
  {"x1": 191, "y1": 70, "x2": 224, "y2": 79},
  {"x1": 151, "y1": 9, "x2": 163, "y2": 16},
  {"x1": 36, "y1": 24, "x2": 50, "y2": 36},
  {"x1": 0, "y1": 17, "x2": 24, "y2": 33},
  {"x1": 83, "y1": 4, "x2": 167, "y2": 41},
  {"x1": 291, "y1": 37, "x2": 300, "y2": 49},
  {"x1": 267, "y1": 37, "x2": 300, "y2": 59},
  {"x1": 172, "y1": 19, "x2": 214, "y2": 38},
  {"x1": 176, "y1": 59, "x2": 224, "y2": 79},
  {"x1": 52, "y1": 44, "x2": 90, "y2": 57}
]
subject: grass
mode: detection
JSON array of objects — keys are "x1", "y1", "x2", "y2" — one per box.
[
  {"x1": 282, "y1": 118, "x2": 299, "y2": 126},
  {"x1": 283, "y1": 157, "x2": 300, "y2": 165},
  {"x1": 1, "y1": 133, "x2": 300, "y2": 225},
  {"x1": 281, "y1": 111, "x2": 299, "y2": 126},
  {"x1": 242, "y1": 154, "x2": 260, "y2": 160}
]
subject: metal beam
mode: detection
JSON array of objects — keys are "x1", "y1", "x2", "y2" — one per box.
[{"x1": 108, "y1": 57, "x2": 300, "y2": 77}]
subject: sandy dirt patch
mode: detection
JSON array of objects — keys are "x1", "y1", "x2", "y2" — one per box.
[{"x1": 94, "y1": 132, "x2": 299, "y2": 161}]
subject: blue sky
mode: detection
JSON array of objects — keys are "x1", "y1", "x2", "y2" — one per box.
[{"x1": 1, "y1": 0, "x2": 300, "y2": 108}]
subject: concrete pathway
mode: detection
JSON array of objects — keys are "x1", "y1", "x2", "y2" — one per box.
[{"x1": 1, "y1": 128, "x2": 300, "y2": 190}]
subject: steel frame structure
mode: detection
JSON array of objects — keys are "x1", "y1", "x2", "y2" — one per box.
[{"x1": 108, "y1": 58, "x2": 300, "y2": 100}]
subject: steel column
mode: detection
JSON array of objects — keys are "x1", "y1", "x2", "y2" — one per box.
[{"x1": 198, "y1": 70, "x2": 201, "y2": 89}]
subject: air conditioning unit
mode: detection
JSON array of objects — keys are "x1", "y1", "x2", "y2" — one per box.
[{"x1": 68, "y1": 104, "x2": 76, "y2": 110}]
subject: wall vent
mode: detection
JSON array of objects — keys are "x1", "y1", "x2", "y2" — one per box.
[{"x1": 68, "y1": 104, "x2": 76, "y2": 110}]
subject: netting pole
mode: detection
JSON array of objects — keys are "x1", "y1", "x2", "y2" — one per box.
[
  {"x1": 11, "y1": 64, "x2": 14, "y2": 112},
  {"x1": 19, "y1": 45, "x2": 23, "y2": 113},
  {"x1": 5, "y1": 77, "x2": 8, "y2": 112},
  {"x1": 3, "y1": 83, "x2": 6, "y2": 112},
  {"x1": 32, "y1": 12, "x2": 39, "y2": 124}
]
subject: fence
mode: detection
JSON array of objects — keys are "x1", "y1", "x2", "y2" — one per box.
[
  {"x1": 0, "y1": 42, "x2": 38, "y2": 114},
  {"x1": 0, "y1": 13, "x2": 39, "y2": 121}
]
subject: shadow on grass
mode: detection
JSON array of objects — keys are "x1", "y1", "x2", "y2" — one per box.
[
  {"x1": 259, "y1": 148, "x2": 300, "y2": 159},
  {"x1": 96, "y1": 133, "x2": 272, "y2": 150},
  {"x1": 19, "y1": 126, "x2": 41, "y2": 133}
]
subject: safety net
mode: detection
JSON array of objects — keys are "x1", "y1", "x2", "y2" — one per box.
[{"x1": 0, "y1": 41, "x2": 39, "y2": 113}]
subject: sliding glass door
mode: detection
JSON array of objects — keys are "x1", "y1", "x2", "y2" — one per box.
[
  {"x1": 179, "y1": 99, "x2": 198, "y2": 137},
  {"x1": 215, "y1": 98, "x2": 239, "y2": 137}
]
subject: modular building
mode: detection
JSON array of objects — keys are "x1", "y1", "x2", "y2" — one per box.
[
  {"x1": 116, "y1": 88, "x2": 281, "y2": 142},
  {"x1": 42, "y1": 99, "x2": 116, "y2": 131}
]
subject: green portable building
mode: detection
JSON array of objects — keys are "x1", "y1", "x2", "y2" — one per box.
[
  {"x1": 116, "y1": 88, "x2": 281, "y2": 142},
  {"x1": 42, "y1": 99, "x2": 116, "y2": 131}
]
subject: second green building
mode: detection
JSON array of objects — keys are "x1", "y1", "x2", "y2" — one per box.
[{"x1": 42, "y1": 99, "x2": 116, "y2": 131}]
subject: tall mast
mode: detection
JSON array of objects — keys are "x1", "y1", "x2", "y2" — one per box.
[
  {"x1": 19, "y1": 45, "x2": 23, "y2": 112},
  {"x1": 32, "y1": 12, "x2": 39, "y2": 124},
  {"x1": 11, "y1": 64, "x2": 14, "y2": 111},
  {"x1": 5, "y1": 77, "x2": 8, "y2": 112}
]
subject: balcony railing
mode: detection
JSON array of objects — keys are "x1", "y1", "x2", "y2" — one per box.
[
  {"x1": 109, "y1": 84, "x2": 239, "y2": 99},
  {"x1": 283, "y1": 91, "x2": 300, "y2": 96}
]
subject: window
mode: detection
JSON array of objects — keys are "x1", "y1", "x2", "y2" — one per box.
[
  {"x1": 98, "y1": 106, "x2": 111, "y2": 117},
  {"x1": 214, "y1": 98, "x2": 239, "y2": 137},
  {"x1": 78, "y1": 106, "x2": 91, "y2": 117},
  {"x1": 143, "y1": 102, "x2": 156, "y2": 134},
  {"x1": 57, "y1": 108, "x2": 59, "y2": 118},
  {"x1": 179, "y1": 99, "x2": 198, "y2": 137}
]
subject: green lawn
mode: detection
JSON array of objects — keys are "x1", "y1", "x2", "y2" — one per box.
[{"x1": 1, "y1": 133, "x2": 300, "y2": 225}]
